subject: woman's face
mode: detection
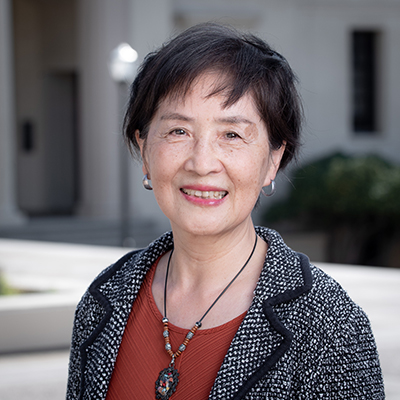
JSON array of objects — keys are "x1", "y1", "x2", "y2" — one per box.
[{"x1": 138, "y1": 74, "x2": 285, "y2": 237}]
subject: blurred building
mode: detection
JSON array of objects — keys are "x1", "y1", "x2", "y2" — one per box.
[{"x1": 1, "y1": 0, "x2": 399, "y2": 234}]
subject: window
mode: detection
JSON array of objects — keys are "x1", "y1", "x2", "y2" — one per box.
[{"x1": 352, "y1": 31, "x2": 378, "y2": 133}]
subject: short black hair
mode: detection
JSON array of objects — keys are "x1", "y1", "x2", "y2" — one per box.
[{"x1": 124, "y1": 22, "x2": 303, "y2": 170}]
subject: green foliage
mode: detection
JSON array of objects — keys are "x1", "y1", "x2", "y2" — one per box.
[
  {"x1": 265, "y1": 153, "x2": 400, "y2": 227},
  {"x1": 0, "y1": 271, "x2": 19, "y2": 296}
]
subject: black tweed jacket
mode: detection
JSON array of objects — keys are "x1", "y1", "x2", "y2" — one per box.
[{"x1": 66, "y1": 227, "x2": 384, "y2": 399}]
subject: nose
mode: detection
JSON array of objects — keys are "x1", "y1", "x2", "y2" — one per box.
[{"x1": 183, "y1": 137, "x2": 223, "y2": 176}]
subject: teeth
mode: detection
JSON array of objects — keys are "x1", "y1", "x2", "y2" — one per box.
[{"x1": 182, "y1": 188, "x2": 227, "y2": 199}]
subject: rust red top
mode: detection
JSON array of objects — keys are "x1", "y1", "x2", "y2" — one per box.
[{"x1": 106, "y1": 257, "x2": 245, "y2": 400}]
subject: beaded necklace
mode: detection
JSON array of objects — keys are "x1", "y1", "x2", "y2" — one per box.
[{"x1": 155, "y1": 234, "x2": 258, "y2": 400}]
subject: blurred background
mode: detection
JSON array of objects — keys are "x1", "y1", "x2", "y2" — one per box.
[
  {"x1": 0, "y1": 0, "x2": 399, "y2": 265},
  {"x1": 0, "y1": 0, "x2": 399, "y2": 398}
]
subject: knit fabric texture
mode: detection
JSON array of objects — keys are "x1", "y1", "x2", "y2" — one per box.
[{"x1": 66, "y1": 227, "x2": 385, "y2": 400}]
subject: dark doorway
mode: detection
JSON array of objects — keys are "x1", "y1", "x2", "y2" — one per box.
[{"x1": 42, "y1": 72, "x2": 78, "y2": 214}]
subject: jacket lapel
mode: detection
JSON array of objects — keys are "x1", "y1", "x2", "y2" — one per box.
[
  {"x1": 78, "y1": 233, "x2": 174, "y2": 400},
  {"x1": 209, "y1": 228, "x2": 312, "y2": 400}
]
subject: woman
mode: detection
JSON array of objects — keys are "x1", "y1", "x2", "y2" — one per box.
[{"x1": 67, "y1": 23, "x2": 384, "y2": 399}]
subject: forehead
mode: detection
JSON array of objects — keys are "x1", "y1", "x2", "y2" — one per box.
[{"x1": 155, "y1": 73, "x2": 260, "y2": 120}]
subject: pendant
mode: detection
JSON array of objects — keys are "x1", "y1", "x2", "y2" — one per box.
[{"x1": 155, "y1": 365, "x2": 179, "y2": 400}]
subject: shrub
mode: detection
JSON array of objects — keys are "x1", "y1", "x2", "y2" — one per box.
[{"x1": 264, "y1": 153, "x2": 400, "y2": 266}]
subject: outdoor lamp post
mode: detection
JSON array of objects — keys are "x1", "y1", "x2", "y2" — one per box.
[
  {"x1": 109, "y1": 43, "x2": 138, "y2": 84},
  {"x1": 109, "y1": 43, "x2": 138, "y2": 247}
]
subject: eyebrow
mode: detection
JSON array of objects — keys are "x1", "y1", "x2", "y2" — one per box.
[
  {"x1": 216, "y1": 116, "x2": 254, "y2": 125},
  {"x1": 160, "y1": 112, "x2": 194, "y2": 122},
  {"x1": 160, "y1": 113, "x2": 254, "y2": 126}
]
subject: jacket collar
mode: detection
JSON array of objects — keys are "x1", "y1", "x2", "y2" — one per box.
[
  {"x1": 79, "y1": 227, "x2": 312, "y2": 400},
  {"x1": 210, "y1": 227, "x2": 312, "y2": 399},
  {"x1": 78, "y1": 233, "x2": 173, "y2": 399}
]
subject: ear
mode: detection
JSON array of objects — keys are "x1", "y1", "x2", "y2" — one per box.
[
  {"x1": 136, "y1": 130, "x2": 150, "y2": 177},
  {"x1": 262, "y1": 142, "x2": 286, "y2": 187}
]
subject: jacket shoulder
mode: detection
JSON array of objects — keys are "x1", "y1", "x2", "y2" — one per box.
[
  {"x1": 308, "y1": 263, "x2": 366, "y2": 323},
  {"x1": 74, "y1": 248, "x2": 144, "y2": 341},
  {"x1": 66, "y1": 248, "x2": 143, "y2": 399}
]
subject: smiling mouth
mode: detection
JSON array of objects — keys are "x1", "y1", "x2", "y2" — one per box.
[{"x1": 181, "y1": 188, "x2": 228, "y2": 200}]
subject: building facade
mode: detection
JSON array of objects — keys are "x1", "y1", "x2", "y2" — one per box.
[{"x1": 0, "y1": 0, "x2": 399, "y2": 232}]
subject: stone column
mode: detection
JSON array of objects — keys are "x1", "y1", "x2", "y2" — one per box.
[
  {"x1": 0, "y1": 0, "x2": 25, "y2": 226},
  {"x1": 76, "y1": 0, "x2": 173, "y2": 233},
  {"x1": 76, "y1": 0, "x2": 126, "y2": 218}
]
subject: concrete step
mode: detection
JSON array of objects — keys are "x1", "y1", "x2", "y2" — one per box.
[{"x1": 0, "y1": 217, "x2": 166, "y2": 248}]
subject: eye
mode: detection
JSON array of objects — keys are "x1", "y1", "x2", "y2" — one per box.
[
  {"x1": 225, "y1": 132, "x2": 240, "y2": 139},
  {"x1": 170, "y1": 128, "x2": 186, "y2": 136}
]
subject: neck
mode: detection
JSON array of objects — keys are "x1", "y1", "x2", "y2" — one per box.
[
  {"x1": 151, "y1": 220, "x2": 267, "y2": 330},
  {"x1": 167, "y1": 219, "x2": 261, "y2": 289}
]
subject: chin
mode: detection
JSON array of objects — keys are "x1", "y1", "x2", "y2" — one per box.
[
  {"x1": 171, "y1": 215, "x2": 252, "y2": 239},
  {"x1": 176, "y1": 224, "x2": 220, "y2": 237}
]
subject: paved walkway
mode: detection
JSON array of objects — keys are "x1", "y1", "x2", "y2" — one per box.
[{"x1": 0, "y1": 351, "x2": 68, "y2": 400}]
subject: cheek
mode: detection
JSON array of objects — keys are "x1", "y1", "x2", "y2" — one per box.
[
  {"x1": 146, "y1": 145, "x2": 180, "y2": 184},
  {"x1": 144, "y1": 140, "x2": 163, "y2": 171},
  {"x1": 244, "y1": 150, "x2": 270, "y2": 184},
  {"x1": 232, "y1": 159, "x2": 266, "y2": 201}
]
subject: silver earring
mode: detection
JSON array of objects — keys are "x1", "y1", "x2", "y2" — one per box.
[
  {"x1": 261, "y1": 179, "x2": 275, "y2": 197},
  {"x1": 142, "y1": 174, "x2": 153, "y2": 190}
]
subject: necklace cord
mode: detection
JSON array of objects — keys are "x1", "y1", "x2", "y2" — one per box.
[
  {"x1": 156, "y1": 233, "x2": 259, "y2": 399},
  {"x1": 164, "y1": 250, "x2": 174, "y2": 318},
  {"x1": 163, "y1": 233, "x2": 258, "y2": 324}
]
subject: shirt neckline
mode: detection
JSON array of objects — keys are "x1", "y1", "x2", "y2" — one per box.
[{"x1": 144, "y1": 255, "x2": 247, "y2": 335}]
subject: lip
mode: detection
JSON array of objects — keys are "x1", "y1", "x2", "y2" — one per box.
[{"x1": 180, "y1": 185, "x2": 228, "y2": 206}]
